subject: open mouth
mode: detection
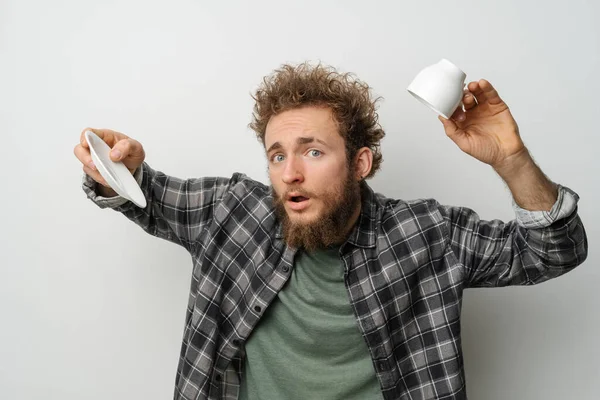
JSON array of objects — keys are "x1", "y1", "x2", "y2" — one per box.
[
  {"x1": 286, "y1": 193, "x2": 311, "y2": 211},
  {"x1": 290, "y1": 196, "x2": 309, "y2": 203}
]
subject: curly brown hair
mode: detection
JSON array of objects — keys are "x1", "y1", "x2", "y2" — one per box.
[{"x1": 249, "y1": 62, "x2": 385, "y2": 179}]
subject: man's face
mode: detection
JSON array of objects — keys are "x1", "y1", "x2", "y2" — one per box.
[{"x1": 265, "y1": 106, "x2": 361, "y2": 251}]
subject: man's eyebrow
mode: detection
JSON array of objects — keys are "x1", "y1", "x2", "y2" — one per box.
[
  {"x1": 266, "y1": 137, "x2": 329, "y2": 154},
  {"x1": 266, "y1": 142, "x2": 282, "y2": 154}
]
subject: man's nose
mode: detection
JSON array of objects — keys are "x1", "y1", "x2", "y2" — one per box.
[{"x1": 281, "y1": 156, "x2": 304, "y2": 185}]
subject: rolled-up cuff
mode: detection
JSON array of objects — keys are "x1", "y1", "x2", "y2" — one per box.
[
  {"x1": 81, "y1": 164, "x2": 144, "y2": 209},
  {"x1": 513, "y1": 185, "x2": 579, "y2": 228}
]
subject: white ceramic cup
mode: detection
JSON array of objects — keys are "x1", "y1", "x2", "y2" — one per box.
[{"x1": 407, "y1": 59, "x2": 468, "y2": 119}]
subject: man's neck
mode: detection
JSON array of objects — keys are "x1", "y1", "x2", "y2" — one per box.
[{"x1": 340, "y1": 202, "x2": 362, "y2": 243}]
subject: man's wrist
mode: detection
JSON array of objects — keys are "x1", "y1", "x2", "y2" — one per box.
[
  {"x1": 492, "y1": 147, "x2": 531, "y2": 179},
  {"x1": 493, "y1": 148, "x2": 558, "y2": 211},
  {"x1": 98, "y1": 184, "x2": 118, "y2": 198}
]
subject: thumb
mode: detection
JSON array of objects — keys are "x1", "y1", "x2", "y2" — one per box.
[
  {"x1": 110, "y1": 147, "x2": 123, "y2": 162},
  {"x1": 438, "y1": 115, "x2": 461, "y2": 142},
  {"x1": 110, "y1": 138, "x2": 145, "y2": 172}
]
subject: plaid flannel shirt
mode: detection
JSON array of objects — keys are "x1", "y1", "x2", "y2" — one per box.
[{"x1": 82, "y1": 162, "x2": 587, "y2": 400}]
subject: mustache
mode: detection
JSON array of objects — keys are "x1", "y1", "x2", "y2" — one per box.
[{"x1": 280, "y1": 187, "x2": 315, "y2": 200}]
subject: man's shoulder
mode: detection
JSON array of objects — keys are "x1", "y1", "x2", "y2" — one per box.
[
  {"x1": 367, "y1": 191, "x2": 449, "y2": 244},
  {"x1": 374, "y1": 191, "x2": 442, "y2": 217},
  {"x1": 226, "y1": 172, "x2": 273, "y2": 200},
  {"x1": 370, "y1": 191, "x2": 449, "y2": 230}
]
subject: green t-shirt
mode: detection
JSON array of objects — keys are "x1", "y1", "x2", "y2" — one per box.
[{"x1": 239, "y1": 247, "x2": 384, "y2": 400}]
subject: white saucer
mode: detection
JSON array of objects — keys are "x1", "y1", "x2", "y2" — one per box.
[{"x1": 85, "y1": 130, "x2": 147, "y2": 208}]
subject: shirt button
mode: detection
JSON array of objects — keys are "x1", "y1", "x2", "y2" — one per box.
[
  {"x1": 282, "y1": 265, "x2": 290, "y2": 273},
  {"x1": 215, "y1": 374, "x2": 222, "y2": 382},
  {"x1": 232, "y1": 339, "x2": 240, "y2": 346},
  {"x1": 254, "y1": 305, "x2": 262, "y2": 313},
  {"x1": 378, "y1": 362, "x2": 386, "y2": 372}
]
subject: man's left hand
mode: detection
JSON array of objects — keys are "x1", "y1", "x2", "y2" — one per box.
[{"x1": 439, "y1": 79, "x2": 526, "y2": 169}]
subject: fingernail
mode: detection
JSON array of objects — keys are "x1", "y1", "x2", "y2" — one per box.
[
  {"x1": 464, "y1": 94, "x2": 471, "y2": 99},
  {"x1": 111, "y1": 149, "x2": 122, "y2": 160},
  {"x1": 89, "y1": 161, "x2": 96, "y2": 170},
  {"x1": 458, "y1": 114, "x2": 466, "y2": 121}
]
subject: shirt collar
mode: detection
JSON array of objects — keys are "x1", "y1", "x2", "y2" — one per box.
[{"x1": 345, "y1": 182, "x2": 378, "y2": 248}]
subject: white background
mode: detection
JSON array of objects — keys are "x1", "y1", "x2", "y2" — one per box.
[{"x1": 1, "y1": 0, "x2": 598, "y2": 399}]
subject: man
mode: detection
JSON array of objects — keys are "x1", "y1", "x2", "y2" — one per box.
[{"x1": 74, "y1": 62, "x2": 587, "y2": 400}]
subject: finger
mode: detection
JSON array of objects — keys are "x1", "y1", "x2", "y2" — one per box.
[
  {"x1": 73, "y1": 143, "x2": 96, "y2": 171},
  {"x1": 80, "y1": 127, "x2": 108, "y2": 149},
  {"x1": 450, "y1": 108, "x2": 466, "y2": 122},
  {"x1": 468, "y1": 79, "x2": 503, "y2": 106},
  {"x1": 79, "y1": 127, "x2": 126, "y2": 149},
  {"x1": 462, "y1": 92, "x2": 477, "y2": 110},
  {"x1": 110, "y1": 138, "x2": 143, "y2": 162},
  {"x1": 82, "y1": 164, "x2": 109, "y2": 187},
  {"x1": 478, "y1": 79, "x2": 503, "y2": 105},
  {"x1": 438, "y1": 115, "x2": 460, "y2": 138},
  {"x1": 80, "y1": 128, "x2": 91, "y2": 148},
  {"x1": 467, "y1": 81, "x2": 486, "y2": 105}
]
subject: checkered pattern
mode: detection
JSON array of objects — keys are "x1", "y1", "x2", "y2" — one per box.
[{"x1": 82, "y1": 162, "x2": 587, "y2": 400}]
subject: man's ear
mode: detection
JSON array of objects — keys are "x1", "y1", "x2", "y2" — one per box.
[{"x1": 354, "y1": 147, "x2": 373, "y2": 180}]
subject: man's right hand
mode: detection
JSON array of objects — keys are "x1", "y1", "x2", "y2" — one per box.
[{"x1": 74, "y1": 128, "x2": 146, "y2": 193}]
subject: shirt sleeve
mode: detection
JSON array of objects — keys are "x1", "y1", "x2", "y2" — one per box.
[
  {"x1": 513, "y1": 184, "x2": 579, "y2": 228},
  {"x1": 81, "y1": 163, "x2": 144, "y2": 209},
  {"x1": 81, "y1": 162, "x2": 235, "y2": 252},
  {"x1": 438, "y1": 185, "x2": 588, "y2": 288}
]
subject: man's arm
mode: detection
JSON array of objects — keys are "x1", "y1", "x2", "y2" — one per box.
[
  {"x1": 493, "y1": 147, "x2": 558, "y2": 211},
  {"x1": 435, "y1": 79, "x2": 588, "y2": 286},
  {"x1": 83, "y1": 162, "x2": 235, "y2": 252},
  {"x1": 438, "y1": 185, "x2": 587, "y2": 288},
  {"x1": 76, "y1": 128, "x2": 237, "y2": 252}
]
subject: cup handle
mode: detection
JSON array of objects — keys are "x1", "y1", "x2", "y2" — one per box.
[{"x1": 460, "y1": 82, "x2": 469, "y2": 112}]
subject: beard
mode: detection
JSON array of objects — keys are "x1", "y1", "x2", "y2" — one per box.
[{"x1": 272, "y1": 171, "x2": 362, "y2": 253}]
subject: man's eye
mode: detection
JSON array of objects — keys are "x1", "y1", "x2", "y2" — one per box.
[
  {"x1": 309, "y1": 150, "x2": 322, "y2": 157},
  {"x1": 273, "y1": 154, "x2": 284, "y2": 163}
]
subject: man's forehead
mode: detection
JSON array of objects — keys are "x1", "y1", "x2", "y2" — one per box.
[{"x1": 264, "y1": 108, "x2": 340, "y2": 148}]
